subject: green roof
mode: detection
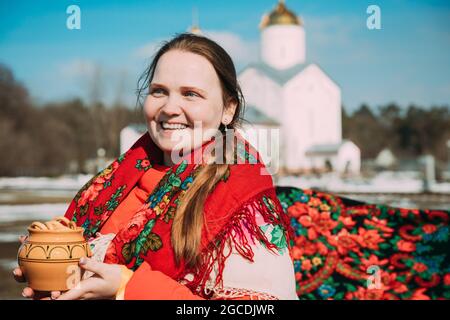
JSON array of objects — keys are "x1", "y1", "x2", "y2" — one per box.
[
  {"x1": 239, "y1": 61, "x2": 306, "y2": 86},
  {"x1": 305, "y1": 140, "x2": 351, "y2": 155},
  {"x1": 243, "y1": 105, "x2": 279, "y2": 125}
]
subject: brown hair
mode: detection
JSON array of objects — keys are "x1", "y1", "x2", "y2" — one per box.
[{"x1": 137, "y1": 33, "x2": 245, "y2": 267}]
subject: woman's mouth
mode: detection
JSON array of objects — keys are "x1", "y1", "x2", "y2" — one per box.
[{"x1": 159, "y1": 121, "x2": 189, "y2": 130}]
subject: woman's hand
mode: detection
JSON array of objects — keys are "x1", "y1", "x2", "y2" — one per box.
[
  {"x1": 57, "y1": 257, "x2": 122, "y2": 300},
  {"x1": 13, "y1": 235, "x2": 62, "y2": 300}
]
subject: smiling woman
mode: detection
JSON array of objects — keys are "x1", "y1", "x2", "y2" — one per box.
[
  {"x1": 13, "y1": 33, "x2": 298, "y2": 300},
  {"x1": 141, "y1": 40, "x2": 240, "y2": 166}
]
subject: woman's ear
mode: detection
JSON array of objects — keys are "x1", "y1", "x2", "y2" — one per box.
[{"x1": 222, "y1": 99, "x2": 238, "y2": 125}]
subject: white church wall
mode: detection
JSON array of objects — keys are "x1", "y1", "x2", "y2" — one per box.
[
  {"x1": 280, "y1": 82, "x2": 308, "y2": 170},
  {"x1": 239, "y1": 68, "x2": 283, "y2": 123},
  {"x1": 120, "y1": 127, "x2": 144, "y2": 154},
  {"x1": 309, "y1": 155, "x2": 323, "y2": 169},
  {"x1": 337, "y1": 142, "x2": 361, "y2": 174},
  {"x1": 280, "y1": 65, "x2": 341, "y2": 171},
  {"x1": 238, "y1": 124, "x2": 282, "y2": 175},
  {"x1": 306, "y1": 154, "x2": 340, "y2": 172},
  {"x1": 285, "y1": 64, "x2": 341, "y2": 145},
  {"x1": 261, "y1": 24, "x2": 305, "y2": 69}
]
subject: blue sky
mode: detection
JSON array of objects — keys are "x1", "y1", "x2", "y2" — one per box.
[{"x1": 0, "y1": 0, "x2": 449, "y2": 112}]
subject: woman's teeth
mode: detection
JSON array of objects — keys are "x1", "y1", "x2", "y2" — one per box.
[{"x1": 161, "y1": 122, "x2": 188, "y2": 130}]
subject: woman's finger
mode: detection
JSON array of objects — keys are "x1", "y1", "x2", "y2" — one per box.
[
  {"x1": 35, "y1": 291, "x2": 63, "y2": 300},
  {"x1": 22, "y1": 287, "x2": 34, "y2": 298},
  {"x1": 39, "y1": 291, "x2": 62, "y2": 300},
  {"x1": 79, "y1": 258, "x2": 106, "y2": 278},
  {"x1": 13, "y1": 268, "x2": 26, "y2": 283},
  {"x1": 50, "y1": 291, "x2": 62, "y2": 300},
  {"x1": 22, "y1": 288, "x2": 56, "y2": 300},
  {"x1": 56, "y1": 278, "x2": 95, "y2": 300},
  {"x1": 22, "y1": 287, "x2": 52, "y2": 300},
  {"x1": 36, "y1": 292, "x2": 56, "y2": 300},
  {"x1": 81, "y1": 292, "x2": 96, "y2": 300},
  {"x1": 19, "y1": 235, "x2": 28, "y2": 244},
  {"x1": 56, "y1": 286, "x2": 86, "y2": 300}
]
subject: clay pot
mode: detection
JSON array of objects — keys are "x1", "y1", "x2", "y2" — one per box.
[{"x1": 17, "y1": 217, "x2": 91, "y2": 291}]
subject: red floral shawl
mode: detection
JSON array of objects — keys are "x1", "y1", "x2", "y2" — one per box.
[{"x1": 64, "y1": 132, "x2": 291, "y2": 297}]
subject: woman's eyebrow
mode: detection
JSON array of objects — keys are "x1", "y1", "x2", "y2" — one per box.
[
  {"x1": 150, "y1": 83, "x2": 206, "y2": 95},
  {"x1": 180, "y1": 86, "x2": 207, "y2": 96},
  {"x1": 150, "y1": 83, "x2": 207, "y2": 96},
  {"x1": 149, "y1": 83, "x2": 167, "y2": 89}
]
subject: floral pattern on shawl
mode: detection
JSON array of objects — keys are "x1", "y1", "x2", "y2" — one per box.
[{"x1": 276, "y1": 186, "x2": 450, "y2": 300}]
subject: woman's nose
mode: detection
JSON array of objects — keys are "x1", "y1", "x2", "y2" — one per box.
[{"x1": 161, "y1": 95, "x2": 183, "y2": 116}]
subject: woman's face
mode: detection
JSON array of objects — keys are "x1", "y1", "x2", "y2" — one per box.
[{"x1": 144, "y1": 49, "x2": 235, "y2": 164}]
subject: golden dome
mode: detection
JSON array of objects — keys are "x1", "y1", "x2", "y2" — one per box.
[
  {"x1": 260, "y1": 0, "x2": 302, "y2": 29},
  {"x1": 189, "y1": 7, "x2": 203, "y2": 35},
  {"x1": 189, "y1": 25, "x2": 202, "y2": 35}
]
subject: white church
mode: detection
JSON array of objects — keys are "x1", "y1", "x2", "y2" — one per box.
[
  {"x1": 120, "y1": 0, "x2": 361, "y2": 175},
  {"x1": 238, "y1": 0, "x2": 360, "y2": 175}
]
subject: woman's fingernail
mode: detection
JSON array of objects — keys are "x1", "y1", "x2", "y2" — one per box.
[
  {"x1": 79, "y1": 257, "x2": 87, "y2": 265},
  {"x1": 22, "y1": 292, "x2": 27, "y2": 298},
  {"x1": 13, "y1": 270, "x2": 17, "y2": 276}
]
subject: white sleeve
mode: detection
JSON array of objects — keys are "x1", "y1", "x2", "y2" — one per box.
[{"x1": 203, "y1": 212, "x2": 299, "y2": 300}]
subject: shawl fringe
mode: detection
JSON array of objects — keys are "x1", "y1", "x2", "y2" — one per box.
[{"x1": 185, "y1": 188, "x2": 291, "y2": 298}]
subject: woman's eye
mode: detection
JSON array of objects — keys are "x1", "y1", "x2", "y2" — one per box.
[
  {"x1": 150, "y1": 88, "x2": 165, "y2": 96},
  {"x1": 184, "y1": 91, "x2": 199, "y2": 98}
]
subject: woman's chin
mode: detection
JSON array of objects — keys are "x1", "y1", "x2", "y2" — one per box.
[
  {"x1": 153, "y1": 137, "x2": 191, "y2": 156},
  {"x1": 150, "y1": 128, "x2": 186, "y2": 148},
  {"x1": 150, "y1": 129, "x2": 213, "y2": 161}
]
